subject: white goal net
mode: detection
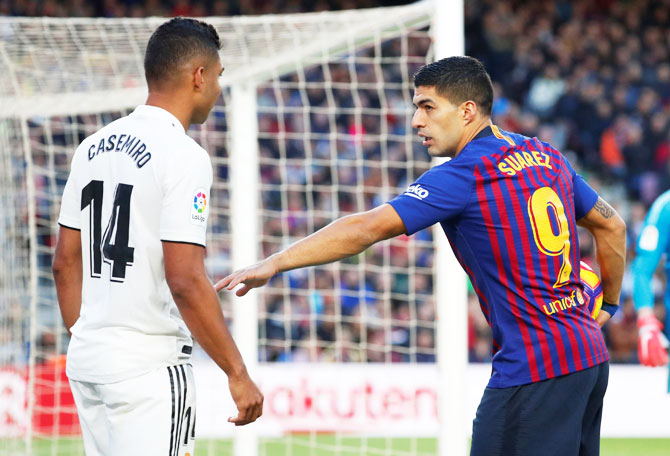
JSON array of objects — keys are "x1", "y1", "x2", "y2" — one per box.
[{"x1": 0, "y1": 2, "x2": 468, "y2": 455}]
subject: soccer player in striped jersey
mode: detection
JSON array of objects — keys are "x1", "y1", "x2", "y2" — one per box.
[
  {"x1": 217, "y1": 56, "x2": 626, "y2": 455},
  {"x1": 53, "y1": 18, "x2": 262, "y2": 456}
]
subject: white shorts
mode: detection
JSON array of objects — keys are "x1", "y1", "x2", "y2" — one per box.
[{"x1": 69, "y1": 364, "x2": 196, "y2": 456}]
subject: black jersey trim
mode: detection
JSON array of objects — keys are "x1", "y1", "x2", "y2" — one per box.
[
  {"x1": 173, "y1": 367, "x2": 182, "y2": 456},
  {"x1": 177, "y1": 365, "x2": 188, "y2": 452},
  {"x1": 58, "y1": 222, "x2": 81, "y2": 231},
  {"x1": 160, "y1": 239, "x2": 206, "y2": 248},
  {"x1": 168, "y1": 367, "x2": 176, "y2": 456}
]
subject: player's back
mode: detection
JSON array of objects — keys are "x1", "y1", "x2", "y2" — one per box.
[
  {"x1": 58, "y1": 105, "x2": 212, "y2": 383},
  {"x1": 441, "y1": 127, "x2": 608, "y2": 387}
]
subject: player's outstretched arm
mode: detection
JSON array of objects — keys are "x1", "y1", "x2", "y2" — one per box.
[
  {"x1": 577, "y1": 197, "x2": 627, "y2": 327},
  {"x1": 216, "y1": 204, "x2": 407, "y2": 296},
  {"x1": 53, "y1": 226, "x2": 83, "y2": 337},
  {"x1": 164, "y1": 241, "x2": 263, "y2": 426}
]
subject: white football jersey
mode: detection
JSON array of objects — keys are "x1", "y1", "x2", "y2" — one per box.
[{"x1": 58, "y1": 105, "x2": 213, "y2": 384}]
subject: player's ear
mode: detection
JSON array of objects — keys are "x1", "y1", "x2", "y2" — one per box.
[
  {"x1": 193, "y1": 66, "x2": 206, "y2": 91},
  {"x1": 461, "y1": 100, "x2": 478, "y2": 123}
]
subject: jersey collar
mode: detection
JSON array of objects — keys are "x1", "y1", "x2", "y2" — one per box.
[
  {"x1": 473, "y1": 125, "x2": 494, "y2": 141},
  {"x1": 472, "y1": 124, "x2": 516, "y2": 146},
  {"x1": 132, "y1": 105, "x2": 186, "y2": 135}
]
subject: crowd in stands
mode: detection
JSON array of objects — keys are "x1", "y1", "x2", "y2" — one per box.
[
  {"x1": 466, "y1": 0, "x2": 670, "y2": 363},
  {"x1": 3, "y1": 0, "x2": 668, "y2": 367},
  {"x1": 0, "y1": 0, "x2": 408, "y2": 17}
]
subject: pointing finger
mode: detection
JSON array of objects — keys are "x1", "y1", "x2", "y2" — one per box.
[
  {"x1": 227, "y1": 274, "x2": 246, "y2": 291},
  {"x1": 214, "y1": 277, "x2": 230, "y2": 292}
]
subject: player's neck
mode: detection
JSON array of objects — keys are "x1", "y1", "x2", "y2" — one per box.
[
  {"x1": 455, "y1": 118, "x2": 493, "y2": 157},
  {"x1": 145, "y1": 92, "x2": 192, "y2": 131}
]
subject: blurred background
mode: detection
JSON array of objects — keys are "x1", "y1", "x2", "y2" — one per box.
[
  {"x1": 2, "y1": 0, "x2": 670, "y2": 454},
  {"x1": 2, "y1": 0, "x2": 669, "y2": 368}
]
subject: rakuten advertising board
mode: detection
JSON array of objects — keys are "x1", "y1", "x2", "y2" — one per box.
[
  {"x1": 2, "y1": 362, "x2": 670, "y2": 438},
  {"x1": 195, "y1": 363, "x2": 441, "y2": 438},
  {"x1": 193, "y1": 362, "x2": 670, "y2": 439}
]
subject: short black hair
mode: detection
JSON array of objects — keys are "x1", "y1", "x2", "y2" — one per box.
[
  {"x1": 144, "y1": 18, "x2": 222, "y2": 87},
  {"x1": 413, "y1": 56, "x2": 494, "y2": 116}
]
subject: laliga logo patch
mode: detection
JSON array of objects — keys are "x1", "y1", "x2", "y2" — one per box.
[
  {"x1": 404, "y1": 184, "x2": 429, "y2": 200},
  {"x1": 191, "y1": 188, "x2": 208, "y2": 225},
  {"x1": 193, "y1": 192, "x2": 207, "y2": 213}
]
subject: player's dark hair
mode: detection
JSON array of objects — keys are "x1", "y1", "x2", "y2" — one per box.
[
  {"x1": 144, "y1": 17, "x2": 222, "y2": 88},
  {"x1": 413, "y1": 56, "x2": 494, "y2": 116}
]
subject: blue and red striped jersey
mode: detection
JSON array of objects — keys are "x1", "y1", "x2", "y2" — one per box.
[{"x1": 389, "y1": 125, "x2": 608, "y2": 388}]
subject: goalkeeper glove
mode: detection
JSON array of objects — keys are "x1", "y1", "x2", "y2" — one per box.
[{"x1": 637, "y1": 313, "x2": 669, "y2": 367}]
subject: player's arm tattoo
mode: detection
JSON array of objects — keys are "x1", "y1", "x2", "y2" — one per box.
[{"x1": 594, "y1": 197, "x2": 613, "y2": 219}]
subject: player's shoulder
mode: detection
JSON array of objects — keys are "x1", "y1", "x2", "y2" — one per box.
[
  {"x1": 72, "y1": 116, "x2": 130, "y2": 162},
  {"x1": 165, "y1": 134, "x2": 210, "y2": 168},
  {"x1": 429, "y1": 153, "x2": 476, "y2": 178},
  {"x1": 180, "y1": 134, "x2": 208, "y2": 157},
  {"x1": 486, "y1": 128, "x2": 557, "y2": 154},
  {"x1": 651, "y1": 189, "x2": 670, "y2": 208},
  {"x1": 645, "y1": 189, "x2": 670, "y2": 225},
  {"x1": 125, "y1": 107, "x2": 210, "y2": 166},
  {"x1": 507, "y1": 130, "x2": 571, "y2": 171},
  {"x1": 416, "y1": 156, "x2": 475, "y2": 199},
  {"x1": 155, "y1": 136, "x2": 212, "y2": 191}
]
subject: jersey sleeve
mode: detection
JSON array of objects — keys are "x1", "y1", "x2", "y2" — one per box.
[
  {"x1": 387, "y1": 163, "x2": 472, "y2": 235},
  {"x1": 159, "y1": 147, "x2": 213, "y2": 247},
  {"x1": 632, "y1": 193, "x2": 670, "y2": 310},
  {"x1": 58, "y1": 150, "x2": 82, "y2": 230},
  {"x1": 561, "y1": 153, "x2": 598, "y2": 219}
]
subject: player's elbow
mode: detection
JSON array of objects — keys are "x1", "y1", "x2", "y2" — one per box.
[
  {"x1": 166, "y1": 270, "x2": 205, "y2": 306},
  {"x1": 52, "y1": 256, "x2": 65, "y2": 279},
  {"x1": 608, "y1": 213, "x2": 627, "y2": 241},
  {"x1": 591, "y1": 210, "x2": 626, "y2": 241},
  {"x1": 166, "y1": 274, "x2": 194, "y2": 303},
  {"x1": 52, "y1": 252, "x2": 74, "y2": 280}
]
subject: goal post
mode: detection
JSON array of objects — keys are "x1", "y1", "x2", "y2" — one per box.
[
  {"x1": 229, "y1": 83, "x2": 260, "y2": 456},
  {"x1": 0, "y1": 2, "x2": 469, "y2": 455},
  {"x1": 432, "y1": 1, "x2": 469, "y2": 456}
]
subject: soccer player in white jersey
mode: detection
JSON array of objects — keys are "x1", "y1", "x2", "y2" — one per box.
[{"x1": 52, "y1": 18, "x2": 263, "y2": 455}]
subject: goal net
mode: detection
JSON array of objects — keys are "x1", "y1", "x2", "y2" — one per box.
[{"x1": 0, "y1": 2, "x2": 468, "y2": 455}]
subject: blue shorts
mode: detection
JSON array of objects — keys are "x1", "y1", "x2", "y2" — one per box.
[{"x1": 471, "y1": 362, "x2": 609, "y2": 456}]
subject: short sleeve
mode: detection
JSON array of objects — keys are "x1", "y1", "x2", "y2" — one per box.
[
  {"x1": 159, "y1": 148, "x2": 213, "y2": 247},
  {"x1": 387, "y1": 163, "x2": 472, "y2": 235},
  {"x1": 562, "y1": 154, "x2": 598, "y2": 219},
  {"x1": 58, "y1": 151, "x2": 82, "y2": 230}
]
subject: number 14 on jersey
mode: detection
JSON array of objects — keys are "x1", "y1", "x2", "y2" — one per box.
[{"x1": 81, "y1": 180, "x2": 135, "y2": 282}]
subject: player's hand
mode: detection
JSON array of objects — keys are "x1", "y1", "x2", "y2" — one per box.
[
  {"x1": 215, "y1": 257, "x2": 278, "y2": 296},
  {"x1": 227, "y1": 371, "x2": 264, "y2": 426},
  {"x1": 595, "y1": 311, "x2": 611, "y2": 328},
  {"x1": 637, "y1": 312, "x2": 669, "y2": 367}
]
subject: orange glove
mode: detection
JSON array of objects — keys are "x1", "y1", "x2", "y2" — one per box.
[{"x1": 637, "y1": 313, "x2": 669, "y2": 367}]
